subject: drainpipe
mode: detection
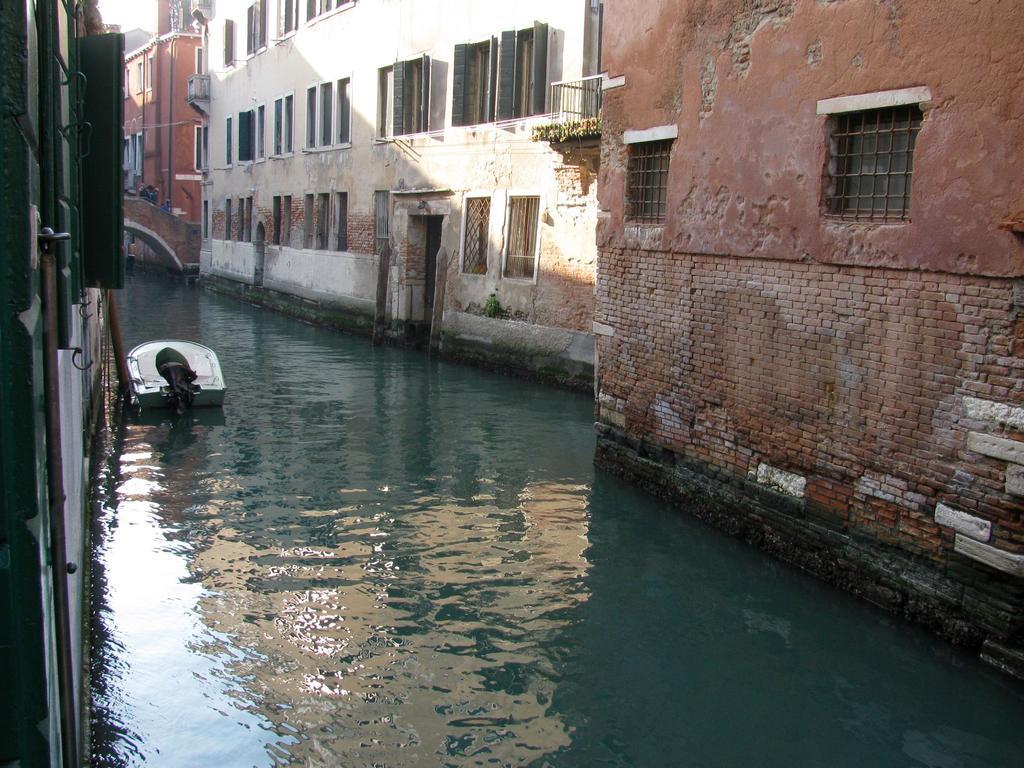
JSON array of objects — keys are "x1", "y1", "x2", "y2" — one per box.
[
  {"x1": 168, "y1": 39, "x2": 175, "y2": 211},
  {"x1": 38, "y1": 228, "x2": 80, "y2": 768}
]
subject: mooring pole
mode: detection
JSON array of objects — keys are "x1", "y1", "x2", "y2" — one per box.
[
  {"x1": 373, "y1": 242, "x2": 392, "y2": 346},
  {"x1": 428, "y1": 246, "x2": 449, "y2": 356},
  {"x1": 106, "y1": 289, "x2": 131, "y2": 401}
]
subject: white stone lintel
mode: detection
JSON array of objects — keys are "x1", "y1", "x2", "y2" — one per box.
[
  {"x1": 1006, "y1": 464, "x2": 1024, "y2": 496},
  {"x1": 755, "y1": 463, "x2": 806, "y2": 499},
  {"x1": 623, "y1": 124, "x2": 678, "y2": 145},
  {"x1": 602, "y1": 74, "x2": 626, "y2": 91},
  {"x1": 954, "y1": 535, "x2": 1024, "y2": 577},
  {"x1": 592, "y1": 321, "x2": 615, "y2": 337},
  {"x1": 934, "y1": 502, "x2": 991, "y2": 542},
  {"x1": 966, "y1": 432, "x2": 1024, "y2": 464},
  {"x1": 816, "y1": 86, "x2": 932, "y2": 115},
  {"x1": 964, "y1": 396, "x2": 1024, "y2": 431}
]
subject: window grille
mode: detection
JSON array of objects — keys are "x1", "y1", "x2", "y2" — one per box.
[
  {"x1": 462, "y1": 197, "x2": 490, "y2": 274},
  {"x1": 374, "y1": 190, "x2": 390, "y2": 255},
  {"x1": 626, "y1": 139, "x2": 671, "y2": 224},
  {"x1": 826, "y1": 105, "x2": 921, "y2": 222},
  {"x1": 504, "y1": 196, "x2": 539, "y2": 279}
]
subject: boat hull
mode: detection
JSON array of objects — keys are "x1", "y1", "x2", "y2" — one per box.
[{"x1": 127, "y1": 340, "x2": 226, "y2": 410}]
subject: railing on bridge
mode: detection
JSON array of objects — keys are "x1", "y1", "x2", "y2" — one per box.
[{"x1": 550, "y1": 75, "x2": 603, "y2": 121}]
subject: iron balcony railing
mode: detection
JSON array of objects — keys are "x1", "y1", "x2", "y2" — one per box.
[{"x1": 550, "y1": 74, "x2": 603, "y2": 121}]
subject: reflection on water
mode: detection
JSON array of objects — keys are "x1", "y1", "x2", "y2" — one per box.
[{"x1": 91, "y1": 273, "x2": 1024, "y2": 767}]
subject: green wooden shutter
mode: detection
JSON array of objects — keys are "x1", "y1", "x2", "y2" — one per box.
[
  {"x1": 487, "y1": 36, "x2": 498, "y2": 122},
  {"x1": 392, "y1": 60, "x2": 405, "y2": 136},
  {"x1": 80, "y1": 33, "x2": 125, "y2": 288},
  {"x1": 452, "y1": 43, "x2": 467, "y2": 127},
  {"x1": 497, "y1": 30, "x2": 516, "y2": 120},
  {"x1": 239, "y1": 110, "x2": 252, "y2": 161},
  {"x1": 420, "y1": 54, "x2": 431, "y2": 132},
  {"x1": 531, "y1": 21, "x2": 548, "y2": 116}
]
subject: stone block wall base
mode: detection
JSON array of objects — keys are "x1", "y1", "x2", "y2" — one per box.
[
  {"x1": 201, "y1": 275, "x2": 375, "y2": 337},
  {"x1": 595, "y1": 424, "x2": 1024, "y2": 674},
  {"x1": 980, "y1": 640, "x2": 1024, "y2": 682}
]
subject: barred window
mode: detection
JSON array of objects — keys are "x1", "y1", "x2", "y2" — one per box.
[
  {"x1": 504, "y1": 196, "x2": 540, "y2": 280},
  {"x1": 826, "y1": 105, "x2": 921, "y2": 222},
  {"x1": 462, "y1": 197, "x2": 490, "y2": 275},
  {"x1": 626, "y1": 139, "x2": 671, "y2": 224}
]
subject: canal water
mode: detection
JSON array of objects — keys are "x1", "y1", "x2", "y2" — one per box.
[{"x1": 90, "y1": 271, "x2": 1024, "y2": 767}]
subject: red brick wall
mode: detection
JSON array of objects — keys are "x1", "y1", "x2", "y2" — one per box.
[{"x1": 596, "y1": 249, "x2": 1024, "y2": 560}]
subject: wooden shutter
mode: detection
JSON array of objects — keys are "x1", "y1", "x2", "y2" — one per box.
[
  {"x1": 392, "y1": 60, "x2": 405, "y2": 136},
  {"x1": 487, "y1": 36, "x2": 498, "y2": 122},
  {"x1": 224, "y1": 19, "x2": 234, "y2": 65},
  {"x1": 246, "y1": 5, "x2": 254, "y2": 54},
  {"x1": 420, "y1": 54, "x2": 431, "y2": 132},
  {"x1": 497, "y1": 30, "x2": 516, "y2": 120},
  {"x1": 239, "y1": 110, "x2": 253, "y2": 161},
  {"x1": 531, "y1": 21, "x2": 548, "y2": 115},
  {"x1": 80, "y1": 33, "x2": 125, "y2": 288},
  {"x1": 452, "y1": 43, "x2": 467, "y2": 127}
]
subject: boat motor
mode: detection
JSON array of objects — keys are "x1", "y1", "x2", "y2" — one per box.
[{"x1": 155, "y1": 347, "x2": 198, "y2": 413}]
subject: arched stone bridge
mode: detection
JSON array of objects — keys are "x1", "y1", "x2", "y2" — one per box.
[{"x1": 124, "y1": 195, "x2": 201, "y2": 274}]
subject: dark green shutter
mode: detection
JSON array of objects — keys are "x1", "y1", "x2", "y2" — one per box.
[
  {"x1": 420, "y1": 54, "x2": 431, "y2": 132},
  {"x1": 497, "y1": 30, "x2": 516, "y2": 120},
  {"x1": 452, "y1": 43, "x2": 467, "y2": 127},
  {"x1": 392, "y1": 60, "x2": 405, "y2": 136},
  {"x1": 487, "y1": 36, "x2": 498, "y2": 122},
  {"x1": 531, "y1": 21, "x2": 548, "y2": 116},
  {"x1": 80, "y1": 33, "x2": 125, "y2": 288},
  {"x1": 239, "y1": 110, "x2": 252, "y2": 161}
]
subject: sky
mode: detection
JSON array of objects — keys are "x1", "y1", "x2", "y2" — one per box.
[{"x1": 97, "y1": 0, "x2": 159, "y2": 32}]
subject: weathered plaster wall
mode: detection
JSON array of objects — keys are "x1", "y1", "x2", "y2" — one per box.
[
  {"x1": 202, "y1": 0, "x2": 599, "y2": 375},
  {"x1": 599, "y1": 0, "x2": 1024, "y2": 276},
  {"x1": 596, "y1": 0, "x2": 1024, "y2": 668}
]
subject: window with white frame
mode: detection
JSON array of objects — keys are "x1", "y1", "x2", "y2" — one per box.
[
  {"x1": 280, "y1": 0, "x2": 299, "y2": 35},
  {"x1": 319, "y1": 82, "x2": 333, "y2": 146},
  {"x1": 146, "y1": 55, "x2": 154, "y2": 90},
  {"x1": 306, "y1": 0, "x2": 349, "y2": 22},
  {"x1": 504, "y1": 196, "x2": 540, "y2": 279},
  {"x1": 256, "y1": 104, "x2": 266, "y2": 160},
  {"x1": 225, "y1": 115, "x2": 233, "y2": 164},
  {"x1": 273, "y1": 97, "x2": 283, "y2": 155},
  {"x1": 135, "y1": 61, "x2": 143, "y2": 93},
  {"x1": 284, "y1": 94, "x2": 294, "y2": 152},
  {"x1": 306, "y1": 86, "x2": 317, "y2": 148},
  {"x1": 390, "y1": 55, "x2": 430, "y2": 136},
  {"x1": 377, "y1": 66, "x2": 393, "y2": 137},
  {"x1": 336, "y1": 77, "x2": 351, "y2": 144},
  {"x1": 195, "y1": 47, "x2": 203, "y2": 74},
  {"x1": 462, "y1": 196, "x2": 490, "y2": 274},
  {"x1": 246, "y1": 1, "x2": 267, "y2": 55}
]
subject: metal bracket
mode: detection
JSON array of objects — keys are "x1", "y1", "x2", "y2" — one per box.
[
  {"x1": 38, "y1": 227, "x2": 72, "y2": 255},
  {"x1": 71, "y1": 348, "x2": 92, "y2": 372}
]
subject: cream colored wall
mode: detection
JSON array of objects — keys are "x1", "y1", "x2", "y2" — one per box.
[{"x1": 203, "y1": 0, "x2": 599, "y2": 331}]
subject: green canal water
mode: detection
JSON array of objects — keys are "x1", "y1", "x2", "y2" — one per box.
[{"x1": 90, "y1": 272, "x2": 1024, "y2": 767}]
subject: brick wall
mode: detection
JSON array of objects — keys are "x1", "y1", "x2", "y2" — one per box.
[
  {"x1": 348, "y1": 212, "x2": 374, "y2": 255},
  {"x1": 597, "y1": 249, "x2": 1024, "y2": 559}
]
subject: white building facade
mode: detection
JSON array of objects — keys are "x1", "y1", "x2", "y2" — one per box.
[{"x1": 198, "y1": 0, "x2": 603, "y2": 387}]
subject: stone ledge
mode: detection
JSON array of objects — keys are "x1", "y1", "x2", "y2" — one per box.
[
  {"x1": 954, "y1": 535, "x2": 1024, "y2": 577},
  {"x1": 963, "y1": 396, "x2": 1024, "y2": 431},
  {"x1": 1006, "y1": 464, "x2": 1024, "y2": 496},
  {"x1": 966, "y1": 432, "x2": 1024, "y2": 464},
  {"x1": 935, "y1": 503, "x2": 991, "y2": 542},
  {"x1": 753, "y1": 462, "x2": 806, "y2": 498}
]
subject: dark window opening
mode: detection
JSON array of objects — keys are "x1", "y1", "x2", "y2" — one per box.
[
  {"x1": 462, "y1": 197, "x2": 490, "y2": 274},
  {"x1": 504, "y1": 196, "x2": 539, "y2": 279},
  {"x1": 336, "y1": 78, "x2": 351, "y2": 144},
  {"x1": 826, "y1": 105, "x2": 921, "y2": 222},
  {"x1": 316, "y1": 192, "x2": 330, "y2": 249},
  {"x1": 626, "y1": 139, "x2": 671, "y2": 224},
  {"x1": 272, "y1": 195, "x2": 282, "y2": 244},
  {"x1": 333, "y1": 192, "x2": 348, "y2": 250}
]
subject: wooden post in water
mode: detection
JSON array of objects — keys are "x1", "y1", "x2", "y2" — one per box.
[
  {"x1": 106, "y1": 289, "x2": 131, "y2": 401},
  {"x1": 372, "y1": 242, "x2": 392, "y2": 346},
  {"x1": 428, "y1": 246, "x2": 449, "y2": 356}
]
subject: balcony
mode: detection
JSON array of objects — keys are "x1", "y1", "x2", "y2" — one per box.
[
  {"x1": 550, "y1": 75, "x2": 603, "y2": 122},
  {"x1": 186, "y1": 73, "x2": 210, "y2": 114},
  {"x1": 190, "y1": 0, "x2": 214, "y2": 23}
]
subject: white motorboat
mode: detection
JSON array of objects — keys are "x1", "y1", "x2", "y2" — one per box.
[{"x1": 127, "y1": 340, "x2": 226, "y2": 410}]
